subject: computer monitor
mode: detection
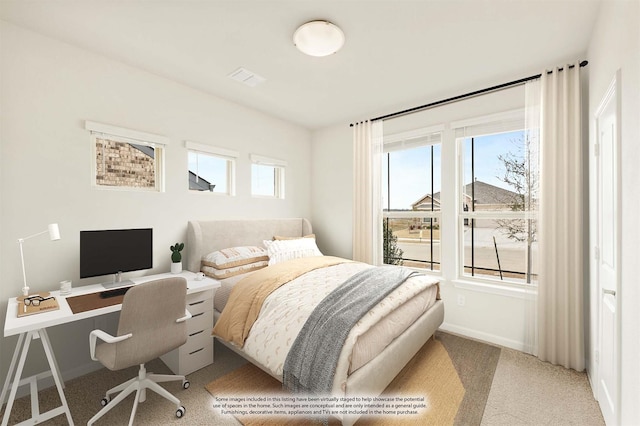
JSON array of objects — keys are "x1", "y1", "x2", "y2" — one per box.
[{"x1": 80, "y1": 228, "x2": 153, "y2": 288}]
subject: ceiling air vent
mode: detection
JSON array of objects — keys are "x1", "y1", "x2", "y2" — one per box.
[{"x1": 228, "y1": 67, "x2": 266, "y2": 88}]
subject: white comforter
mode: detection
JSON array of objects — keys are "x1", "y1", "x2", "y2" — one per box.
[{"x1": 241, "y1": 262, "x2": 439, "y2": 394}]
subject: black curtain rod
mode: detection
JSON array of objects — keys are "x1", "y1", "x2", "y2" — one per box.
[{"x1": 350, "y1": 60, "x2": 588, "y2": 127}]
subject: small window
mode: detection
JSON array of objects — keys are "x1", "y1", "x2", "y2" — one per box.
[
  {"x1": 86, "y1": 121, "x2": 167, "y2": 192},
  {"x1": 95, "y1": 139, "x2": 160, "y2": 189},
  {"x1": 250, "y1": 154, "x2": 285, "y2": 198},
  {"x1": 186, "y1": 142, "x2": 237, "y2": 195}
]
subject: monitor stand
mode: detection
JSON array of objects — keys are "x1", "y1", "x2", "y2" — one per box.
[{"x1": 101, "y1": 272, "x2": 134, "y2": 289}]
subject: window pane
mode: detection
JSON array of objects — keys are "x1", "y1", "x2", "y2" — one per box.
[
  {"x1": 382, "y1": 136, "x2": 441, "y2": 271},
  {"x1": 252, "y1": 163, "x2": 277, "y2": 197},
  {"x1": 95, "y1": 138, "x2": 157, "y2": 189},
  {"x1": 188, "y1": 151, "x2": 228, "y2": 193},
  {"x1": 461, "y1": 130, "x2": 533, "y2": 212},
  {"x1": 384, "y1": 144, "x2": 441, "y2": 211},
  {"x1": 459, "y1": 128, "x2": 539, "y2": 284},
  {"x1": 384, "y1": 217, "x2": 441, "y2": 271},
  {"x1": 462, "y1": 218, "x2": 538, "y2": 283}
]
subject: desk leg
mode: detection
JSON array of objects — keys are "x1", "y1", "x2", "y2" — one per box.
[
  {"x1": 0, "y1": 333, "x2": 25, "y2": 407},
  {"x1": 1, "y1": 331, "x2": 34, "y2": 426},
  {"x1": 40, "y1": 330, "x2": 65, "y2": 390},
  {"x1": 0, "y1": 330, "x2": 74, "y2": 426},
  {"x1": 39, "y1": 329, "x2": 73, "y2": 425}
]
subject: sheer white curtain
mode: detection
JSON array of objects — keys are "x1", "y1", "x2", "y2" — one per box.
[
  {"x1": 537, "y1": 63, "x2": 585, "y2": 370},
  {"x1": 523, "y1": 78, "x2": 541, "y2": 356},
  {"x1": 352, "y1": 120, "x2": 383, "y2": 265}
]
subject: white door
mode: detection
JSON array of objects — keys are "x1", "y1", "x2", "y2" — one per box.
[{"x1": 595, "y1": 71, "x2": 621, "y2": 426}]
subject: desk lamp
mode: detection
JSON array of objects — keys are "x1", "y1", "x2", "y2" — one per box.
[{"x1": 18, "y1": 223, "x2": 61, "y2": 296}]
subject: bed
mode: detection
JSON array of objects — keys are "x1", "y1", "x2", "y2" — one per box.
[{"x1": 186, "y1": 218, "x2": 444, "y2": 426}]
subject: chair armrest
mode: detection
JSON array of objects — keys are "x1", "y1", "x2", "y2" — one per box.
[
  {"x1": 176, "y1": 308, "x2": 192, "y2": 323},
  {"x1": 89, "y1": 329, "x2": 133, "y2": 361}
]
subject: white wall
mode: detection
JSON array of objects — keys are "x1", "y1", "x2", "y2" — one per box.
[
  {"x1": 587, "y1": 1, "x2": 640, "y2": 424},
  {"x1": 310, "y1": 124, "x2": 353, "y2": 259},
  {"x1": 0, "y1": 21, "x2": 311, "y2": 384}
]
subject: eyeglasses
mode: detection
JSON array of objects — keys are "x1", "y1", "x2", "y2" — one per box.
[{"x1": 24, "y1": 295, "x2": 54, "y2": 307}]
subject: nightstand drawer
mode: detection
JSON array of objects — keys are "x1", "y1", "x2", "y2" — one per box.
[
  {"x1": 180, "y1": 342, "x2": 213, "y2": 374},
  {"x1": 183, "y1": 328, "x2": 212, "y2": 354},
  {"x1": 187, "y1": 309, "x2": 213, "y2": 335},
  {"x1": 186, "y1": 290, "x2": 213, "y2": 315}
]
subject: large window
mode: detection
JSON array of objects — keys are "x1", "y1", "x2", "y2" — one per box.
[
  {"x1": 458, "y1": 130, "x2": 538, "y2": 284},
  {"x1": 382, "y1": 129, "x2": 442, "y2": 271},
  {"x1": 380, "y1": 108, "x2": 538, "y2": 287},
  {"x1": 453, "y1": 108, "x2": 538, "y2": 285},
  {"x1": 186, "y1": 141, "x2": 237, "y2": 195}
]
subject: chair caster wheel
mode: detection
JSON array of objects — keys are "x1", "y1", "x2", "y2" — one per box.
[
  {"x1": 100, "y1": 397, "x2": 110, "y2": 407},
  {"x1": 182, "y1": 380, "x2": 190, "y2": 389},
  {"x1": 176, "y1": 406, "x2": 186, "y2": 418}
]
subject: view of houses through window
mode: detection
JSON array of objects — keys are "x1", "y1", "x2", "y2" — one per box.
[
  {"x1": 382, "y1": 127, "x2": 538, "y2": 285},
  {"x1": 382, "y1": 133, "x2": 442, "y2": 271},
  {"x1": 459, "y1": 130, "x2": 538, "y2": 284}
]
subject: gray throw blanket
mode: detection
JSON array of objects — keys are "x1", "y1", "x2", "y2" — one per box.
[{"x1": 283, "y1": 265, "x2": 423, "y2": 396}]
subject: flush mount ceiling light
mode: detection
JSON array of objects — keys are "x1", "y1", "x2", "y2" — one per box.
[{"x1": 293, "y1": 20, "x2": 345, "y2": 57}]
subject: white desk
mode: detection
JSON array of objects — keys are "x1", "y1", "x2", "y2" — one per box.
[{"x1": 1, "y1": 271, "x2": 219, "y2": 426}]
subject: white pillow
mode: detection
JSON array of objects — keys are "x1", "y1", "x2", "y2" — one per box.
[{"x1": 267, "y1": 238, "x2": 323, "y2": 266}]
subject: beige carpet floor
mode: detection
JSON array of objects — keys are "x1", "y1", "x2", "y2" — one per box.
[
  {"x1": 1, "y1": 335, "x2": 604, "y2": 425},
  {"x1": 205, "y1": 333, "x2": 482, "y2": 425},
  {"x1": 481, "y1": 347, "x2": 605, "y2": 425}
]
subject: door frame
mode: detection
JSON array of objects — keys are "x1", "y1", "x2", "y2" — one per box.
[{"x1": 592, "y1": 69, "x2": 622, "y2": 425}]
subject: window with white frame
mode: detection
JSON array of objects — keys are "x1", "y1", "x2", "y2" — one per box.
[
  {"x1": 85, "y1": 121, "x2": 167, "y2": 192},
  {"x1": 186, "y1": 141, "x2": 237, "y2": 195},
  {"x1": 382, "y1": 128, "x2": 442, "y2": 270},
  {"x1": 454, "y1": 110, "x2": 538, "y2": 284},
  {"x1": 250, "y1": 154, "x2": 285, "y2": 198},
  {"x1": 372, "y1": 84, "x2": 538, "y2": 296}
]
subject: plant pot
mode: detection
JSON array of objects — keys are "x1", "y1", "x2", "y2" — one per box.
[{"x1": 171, "y1": 262, "x2": 182, "y2": 274}]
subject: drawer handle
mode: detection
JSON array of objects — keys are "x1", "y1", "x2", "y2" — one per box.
[
  {"x1": 189, "y1": 330, "x2": 204, "y2": 337},
  {"x1": 189, "y1": 347, "x2": 204, "y2": 355},
  {"x1": 189, "y1": 300, "x2": 205, "y2": 307},
  {"x1": 192, "y1": 312, "x2": 204, "y2": 318}
]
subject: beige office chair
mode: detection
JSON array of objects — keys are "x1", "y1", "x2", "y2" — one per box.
[{"x1": 87, "y1": 277, "x2": 191, "y2": 425}]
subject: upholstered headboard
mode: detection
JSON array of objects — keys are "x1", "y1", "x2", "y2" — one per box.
[{"x1": 186, "y1": 218, "x2": 313, "y2": 273}]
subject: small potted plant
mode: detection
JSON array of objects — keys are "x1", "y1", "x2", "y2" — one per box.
[{"x1": 170, "y1": 242, "x2": 184, "y2": 274}]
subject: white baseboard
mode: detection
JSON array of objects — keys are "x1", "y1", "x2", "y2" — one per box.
[
  {"x1": 586, "y1": 365, "x2": 598, "y2": 399},
  {"x1": 439, "y1": 322, "x2": 529, "y2": 352},
  {"x1": 63, "y1": 361, "x2": 104, "y2": 382}
]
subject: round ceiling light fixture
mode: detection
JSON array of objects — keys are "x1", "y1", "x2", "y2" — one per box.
[{"x1": 293, "y1": 20, "x2": 345, "y2": 57}]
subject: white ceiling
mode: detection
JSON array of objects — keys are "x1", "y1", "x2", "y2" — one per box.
[{"x1": 0, "y1": 0, "x2": 601, "y2": 130}]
